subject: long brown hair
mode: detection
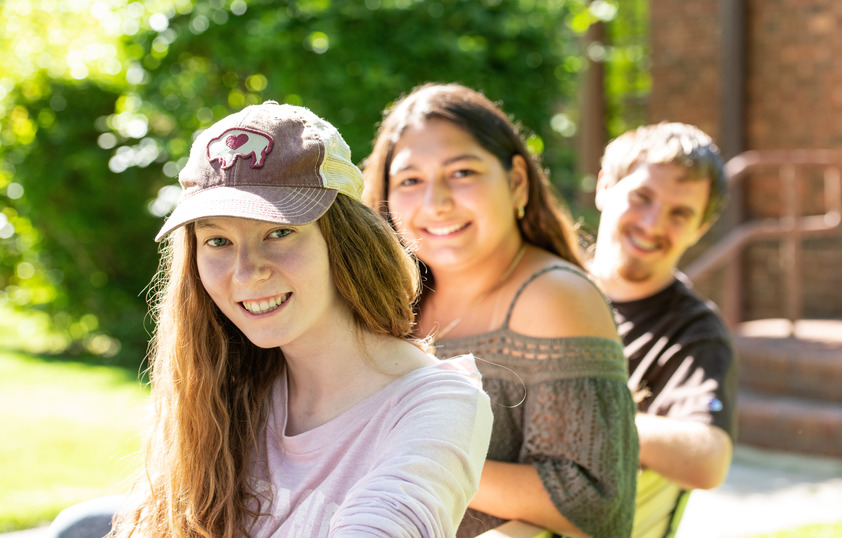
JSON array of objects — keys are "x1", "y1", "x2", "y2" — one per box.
[
  {"x1": 111, "y1": 195, "x2": 420, "y2": 537},
  {"x1": 362, "y1": 83, "x2": 584, "y2": 276},
  {"x1": 318, "y1": 194, "x2": 420, "y2": 338}
]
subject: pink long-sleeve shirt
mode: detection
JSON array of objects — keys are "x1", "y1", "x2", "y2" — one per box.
[{"x1": 248, "y1": 354, "x2": 493, "y2": 538}]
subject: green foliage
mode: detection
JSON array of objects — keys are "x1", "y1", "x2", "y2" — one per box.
[
  {"x1": 3, "y1": 81, "x2": 161, "y2": 362},
  {"x1": 127, "y1": 0, "x2": 587, "y2": 189},
  {"x1": 603, "y1": 0, "x2": 650, "y2": 137},
  {"x1": 1, "y1": 0, "x2": 648, "y2": 367},
  {"x1": 0, "y1": 0, "x2": 162, "y2": 363}
]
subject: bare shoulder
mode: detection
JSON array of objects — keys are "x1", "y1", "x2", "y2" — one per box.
[{"x1": 508, "y1": 257, "x2": 620, "y2": 341}]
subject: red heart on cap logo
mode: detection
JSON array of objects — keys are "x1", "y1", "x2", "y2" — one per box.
[{"x1": 226, "y1": 134, "x2": 249, "y2": 149}]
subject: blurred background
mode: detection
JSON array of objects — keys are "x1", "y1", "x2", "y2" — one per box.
[
  {"x1": 0, "y1": 0, "x2": 649, "y2": 365},
  {"x1": 2, "y1": 0, "x2": 841, "y2": 535},
  {"x1": 0, "y1": 0, "x2": 649, "y2": 530}
]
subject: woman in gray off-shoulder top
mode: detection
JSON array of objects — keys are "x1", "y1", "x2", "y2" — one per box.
[{"x1": 362, "y1": 82, "x2": 639, "y2": 538}]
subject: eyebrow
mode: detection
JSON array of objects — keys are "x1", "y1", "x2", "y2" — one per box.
[
  {"x1": 390, "y1": 153, "x2": 484, "y2": 173},
  {"x1": 632, "y1": 187, "x2": 700, "y2": 217},
  {"x1": 674, "y1": 205, "x2": 698, "y2": 217},
  {"x1": 194, "y1": 220, "x2": 223, "y2": 230}
]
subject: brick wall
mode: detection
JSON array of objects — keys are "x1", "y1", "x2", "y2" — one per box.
[
  {"x1": 649, "y1": 0, "x2": 842, "y2": 320},
  {"x1": 648, "y1": 0, "x2": 721, "y2": 139},
  {"x1": 745, "y1": 1, "x2": 842, "y2": 150}
]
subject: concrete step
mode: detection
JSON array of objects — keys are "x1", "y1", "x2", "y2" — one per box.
[
  {"x1": 733, "y1": 318, "x2": 842, "y2": 402},
  {"x1": 732, "y1": 319, "x2": 842, "y2": 456},
  {"x1": 737, "y1": 388, "x2": 842, "y2": 457}
]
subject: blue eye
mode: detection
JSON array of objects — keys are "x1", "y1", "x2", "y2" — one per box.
[
  {"x1": 269, "y1": 228, "x2": 293, "y2": 239},
  {"x1": 205, "y1": 237, "x2": 229, "y2": 247}
]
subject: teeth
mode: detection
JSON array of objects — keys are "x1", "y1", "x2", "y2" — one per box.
[
  {"x1": 629, "y1": 234, "x2": 659, "y2": 252},
  {"x1": 242, "y1": 294, "x2": 288, "y2": 314},
  {"x1": 426, "y1": 223, "x2": 467, "y2": 236}
]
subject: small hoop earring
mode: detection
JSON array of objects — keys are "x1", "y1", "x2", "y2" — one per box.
[{"x1": 516, "y1": 205, "x2": 525, "y2": 220}]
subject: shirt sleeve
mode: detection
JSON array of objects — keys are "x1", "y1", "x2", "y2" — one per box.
[
  {"x1": 329, "y1": 362, "x2": 493, "y2": 537},
  {"x1": 522, "y1": 354, "x2": 639, "y2": 537}
]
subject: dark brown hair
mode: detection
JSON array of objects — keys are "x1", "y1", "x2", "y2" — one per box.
[{"x1": 362, "y1": 83, "x2": 584, "y2": 275}]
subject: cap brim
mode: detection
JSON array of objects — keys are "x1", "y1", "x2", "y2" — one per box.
[{"x1": 155, "y1": 185, "x2": 337, "y2": 242}]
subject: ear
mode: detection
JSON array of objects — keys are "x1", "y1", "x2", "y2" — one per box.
[
  {"x1": 594, "y1": 169, "x2": 611, "y2": 211},
  {"x1": 509, "y1": 154, "x2": 529, "y2": 208}
]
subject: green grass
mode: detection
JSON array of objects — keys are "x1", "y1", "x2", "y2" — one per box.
[{"x1": 0, "y1": 307, "x2": 148, "y2": 532}]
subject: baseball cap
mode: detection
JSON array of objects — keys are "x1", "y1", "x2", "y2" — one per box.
[{"x1": 155, "y1": 101, "x2": 364, "y2": 241}]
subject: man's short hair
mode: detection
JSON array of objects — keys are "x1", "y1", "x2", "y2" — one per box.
[{"x1": 600, "y1": 122, "x2": 728, "y2": 225}]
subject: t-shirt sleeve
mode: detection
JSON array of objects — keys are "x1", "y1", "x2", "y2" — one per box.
[
  {"x1": 644, "y1": 339, "x2": 738, "y2": 440},
  {"x1": 520, "y1": 345, "x2": 639, "y2": 538},
  {"x1": 329, "y1": 360, "x2": 493, "y2": 537}
]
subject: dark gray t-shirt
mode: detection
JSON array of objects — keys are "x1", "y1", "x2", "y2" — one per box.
[{"x1": 612, "y1": 273, "x2": 738, "y2": 440}]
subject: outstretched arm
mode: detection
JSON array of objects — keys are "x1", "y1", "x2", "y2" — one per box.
[
  {"x1": 636, "y1": 413, "x2": 733, "y2": 490},
  {"x1": 330, "y1": 359, "x2": 493, "y2": 537}
]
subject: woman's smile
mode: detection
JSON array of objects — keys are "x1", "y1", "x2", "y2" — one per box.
[
  {"x1": 423, "y1": 222, "x2": 471, "y2": 237},
  {"x1": 240, "y1": 292, "x2": 292, "y2": 315}
]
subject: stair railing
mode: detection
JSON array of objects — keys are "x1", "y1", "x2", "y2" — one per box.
[{"x1": 683, "y1": 150, "x2": 842, "y2": 328}]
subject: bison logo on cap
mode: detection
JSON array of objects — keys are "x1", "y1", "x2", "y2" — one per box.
[{"x1": 207, "y1": 128, "x2": 274, "y2": 169}]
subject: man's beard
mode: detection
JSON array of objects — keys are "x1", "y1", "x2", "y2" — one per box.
[
  {"x1": 615, "y1": 253, "x2": 653, "y2": 283},
  {"x1": 612, "y1": 224, "x2": 668, "y2": 283}
]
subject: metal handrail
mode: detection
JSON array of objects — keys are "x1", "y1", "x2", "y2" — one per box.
[{"x1": 683, "y1": 150, "x2": 842, "y2": 328}]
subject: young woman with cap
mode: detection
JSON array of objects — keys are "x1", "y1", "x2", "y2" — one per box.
[
  {"x1": 363, "y1": 84, "x2": 639, "y2": 538},
  {"x1": 51, "y1": 102, "x2": 492, "y2": 538}
]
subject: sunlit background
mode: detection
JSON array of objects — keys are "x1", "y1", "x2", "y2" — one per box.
[{"x1": 0, "y1": 0, "x2": 647, "y2": 364}]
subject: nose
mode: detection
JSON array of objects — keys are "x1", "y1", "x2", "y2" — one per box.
[
  {"x1": 233, "y1": 245, "x2": 271, "y2": 285},
  {"x1": 422, "y1": 176, "x2": 454, "y2": 214},
  {"x1": 637, "y1": 203, "x2": 667, "y2": 234}
]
